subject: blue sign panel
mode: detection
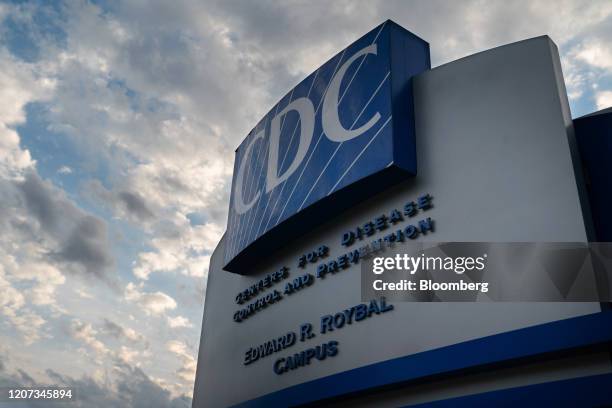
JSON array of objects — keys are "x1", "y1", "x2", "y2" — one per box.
[{"x1": 224, "y1": 20, "x2": 430, "y2": 273}]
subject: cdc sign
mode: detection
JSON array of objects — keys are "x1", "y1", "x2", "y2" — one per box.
[{"x1": 224, "y1": 21, "x2": 430, "y2": 273}]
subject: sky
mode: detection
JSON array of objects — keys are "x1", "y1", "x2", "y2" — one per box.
[{"x1": 0, "y1": 0, "x2": 611, "y2": 407}]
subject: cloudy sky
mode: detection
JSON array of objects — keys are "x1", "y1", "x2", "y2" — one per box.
[{"x1": 0, "y1": 0, "x2": 611, "y2": 407}]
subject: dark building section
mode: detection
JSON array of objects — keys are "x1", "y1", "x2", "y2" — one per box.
[{"x1": 574, "y1": 108, "x2": 612, "y2": 242}]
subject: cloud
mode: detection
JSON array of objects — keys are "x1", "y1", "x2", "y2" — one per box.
[
  {"x1": 0, "y1": 47, "x2": 54, "y2": 122},
  {"x1": 57, "y1": 215, "x2": 114, "y2": 276},
  {"x1": 595, "y1": 90, "x2": 612, "y2": 109},
  {"x1": 0, "y1": 41, "x2": 54, "y2": 183},
  {"x1": 575, "y1": 40, "x2": 612, "y2": 70},
  {"x1": 166, "y1": 340, "x2": 197, "y2": 384},
  {"x1": 125, "y1": 282, "x2": 177, "y2": 315},
  {"x1": 0, "y1": 49, "x2": 46, "y2": 179},
  {"x1": 567, "y1": 37, "x2": 612, "y2": 111},
  {"x1": 2, "y1": 308, "x2": 46, "y2": 345},
  {"x1": 69, "y1": 317, "x2": 155, "y2": 373},
  {"x1": 0, "y1": 259, "x2": 49, "y2": 344},
  {"x1": 0, "y1": 266, "x2": 26, "y2": 314},
  {"x1": 11, "y1": 261, "x2": 66, "y2": 307},
  {"x1": 16, "y1": 369, "x2": 36, "y2": 386},
  {"x1": 75, "y1": 288, "x2": 93, "y2": 299},
  {"x1": 57, "y1": 165, "x2": 72, "y2": 174},
  {"x1": 133, "y1": 214, "x2": 221, "y2": 280},
  {"x1": 117, "y1": 191, "x2": 155, "y2": 221},
  {"x1": 70, "y1": 319, "x2": 110, "y2": 359},
  {"x1": 118, "y1": 345, "x2": 140, "y2": 365},
  {"x1": 16, "y1": 173, "x2": 65, "y2": 233},
  {"x1": 15, "y1": 172, "x2": 115, "y2": 282},
  {"x1": 85, "y1": 180, "x2": 156, "y2": 224},
  {"x1": 0, "y1": 123, "x2": 34, "y2": 180},
  {"x1": 31, "y1": 1, "x2": 237, "y2": 235},
  {"x1": 112, "y1": 363, "x2": 191, "y2": 407},
  {"x1": 101, "y1": 318, "x2": 125, "y2": 338},
  {"x1": 167, "y1": 316, "x2": 193, "y2": 329},
  {"x1": 101, "y1": 318, "x2": 148, "y2": 346}
]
